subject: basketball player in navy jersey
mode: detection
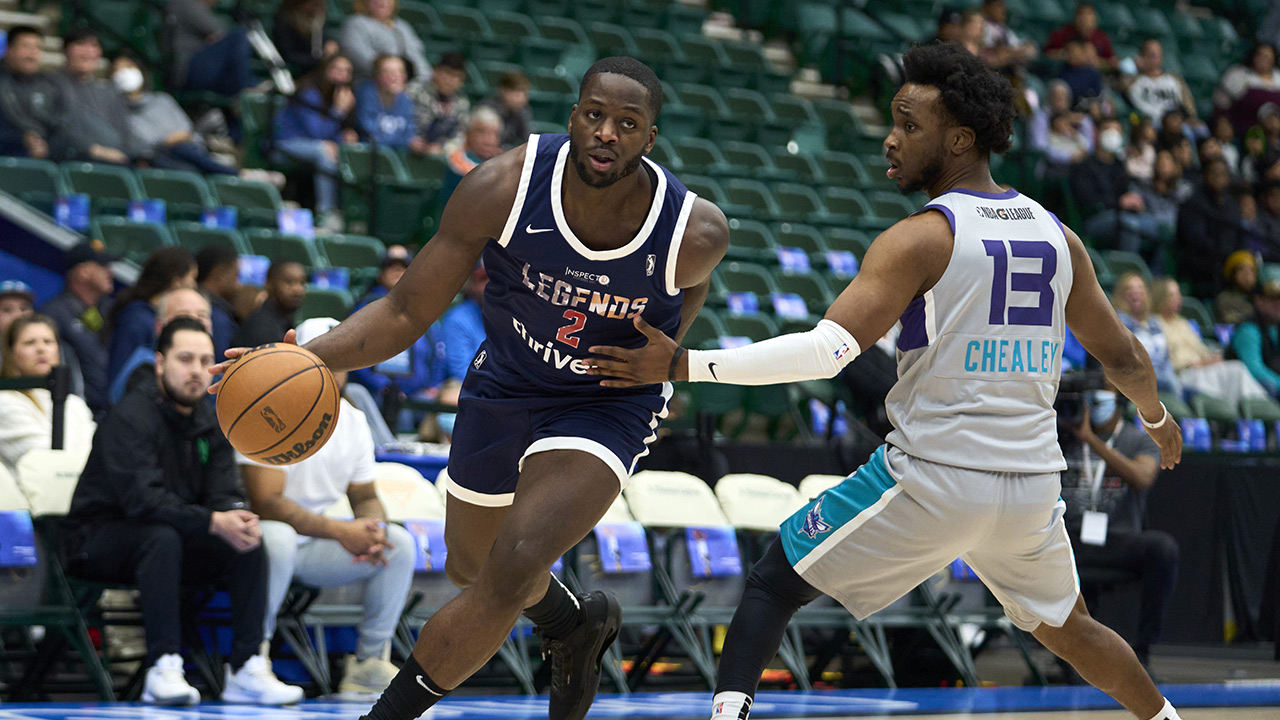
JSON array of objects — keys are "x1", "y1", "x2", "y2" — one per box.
[{"x1": 211, "y1": 57, "x2": 728, "y2": 720}]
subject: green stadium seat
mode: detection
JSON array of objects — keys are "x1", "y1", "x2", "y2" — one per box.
[
  {"x1": 0, "y1": 157, "x2": 66, "y2": 210},
  {"x1": 726, "y1": 218, "x2": 777, "y2": 262},
  {"x1": 573, "y1": 0, "x2": 618, "y2": 25},
  {"x1": 769, "y1": 94, "x2": 820, "y2": 128},
  {"x1": 338, "y1": 143, "x2": 412, "y2": 184},
  {"x1": 656, "y1": 102, "x2": 706, "y2": 139},
  {"x1": 92, "y1": 217, "x2": 174, "y2": 265},
  {"x1": 588, "y1": 22, "x2": 639, "y2": 56},
  {"x1": 1104, "y1": 250, "x2": 1152, "y2": 283},
  {"x1": 720, "y1": 261, "x2": 779, "y2": 296},
  {"x1": 824, "y1": 227, "x2": 873, "y2": 259},
  {"x1": 538, "y1": 17, "x2": 590, "y2": 46},
  {"x1": 723, "y1": 313, "x2": 780, "y2": 342},
  {"x1": 402, "y1": 152, "x2": 449, "y2": 188},
  {"x1": 299, "y1": 287, "x2": 352, "y2": 321},
  {"x1": 677, "y1": 83, "x2": 730, "y2": 118},
  {"x1": 830, "y1": 187, "x2": 888, "y2": 230},
  {"x1": 773, "y1": 183, "x2": 834, "y2": 225},
  {"x1": 776, "y1": 223, "x2": 830, "y2": 254},
  {"x1": 775, "y1": 272, "x2": 835, "y2": 311},
  {"x1": 647, "y1": 136, "x2": 682, "y2": 172},
  {"x1": 674, "y1": 137, "x2": 733, "y2": 176},
  {"x1": 529, "y1": 67, "x2": 577, "y2": 96},
  {"x1": 875, "y1": 11, "x2": 928, "y2": 43},
  {"x1": 1191, "y1": 393, "x2": 1238, "y2": 423},
  {"x1": 526, "y1": 0, "x2": 570, "y2": 18},
  {"x1": 1095, "y1": 4, "x2": 1137, "y2": 41},
  {"x1": 1024, "y1": 0, "x2": 1070, "y2": 26},
  {"x1": 723, "y1": 88, "x2": 789, "y2": 147},
  {"x1": 664, "y1": 3, "x2": 709, "y2": 37},
  {"x1": 633, "y1": 27, "x2": 684, "y2": 64},
  {"x1": 136, "y1": 168, "x2": 214, "y2": 221},
  {"x1": 723, "y1": 41, "x2": 791, "y2": 95},
  {"x1": 170, "y1": 222, "x2": 251, "y2": 254},
  {"x1": 397, "y1": 0, "x2": 440, "y2": 33},
  {"x1": 619, "y1": 1, "x2": 666, "y2": 33},
  {"x1": 721, "y1": 141, "x2": 789, "y2": 182},
  {"x1": 820, "y1": 152, "x2": 873, "y2": 188},
  {"x1": 683, "y1": 307, "x2": 728, "y2": 348},
  {"x1": 679, "y1": 35, "x2": 731, "y2": 70},
  {"x1": 437, "y1": 5, "x2": 492, "y2": 39},
  {"x1": 868, "y1": 191, "x2": 917, "y2": 223},
  {"x1": 1133, "y1": 7, "x2": 1175, "y2": 41},
  {"x1": 1179, "y1": 296, "x2": 1215, "y2": 337},
  {"x1": 1087, "y1": 247, "x2": 1115, "y2": 288},
  {"x1": 488, "y1": 10, "x2": 538, "y2": 41},
  {"x1": 1240, "y1": 396, "x2": 1280, "y2": 423},
  {"x1": 317, "y1": 233, "x2": 386, "y2": 288},
  {"x1": 240, "y1": 93, "x2": 282, "y2": 169},
  {"x1": 242, "y1": 229, "x2": 326, "y2": 270},
  {"x1": 771, "y1": 149, "x2": 824, "y2": 184},
  {"x1": 477, "y1": 61, "x2": 524, "y2": 92},
  {"x1": 682, "y1": 175, "x2": 753, "y2": 219},
  {"x1": 61, "y1": 162, "x2": 144, "y2": 215},
  {"x1": 208, "y1": 175, "x2": 284, "y2": 228},
  {"x1": 724, "y1": 178, "x2": 782, "y2": 222}
]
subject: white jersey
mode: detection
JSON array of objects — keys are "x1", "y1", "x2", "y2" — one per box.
[{"x1": 884, "y1": 188, "x2": 1072, "y2": 474}]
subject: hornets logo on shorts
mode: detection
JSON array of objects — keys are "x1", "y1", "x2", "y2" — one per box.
[{"x1": 800, "y1": 497, "x2": 833, "y2": 539}]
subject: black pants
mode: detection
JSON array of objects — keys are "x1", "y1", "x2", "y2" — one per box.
[
  {"x1": 1072, "y1": 529, "x2": 1179, "y2": 658},
  {"x1": 67, "y1": 521, "x2": 268, "y2": 669}
]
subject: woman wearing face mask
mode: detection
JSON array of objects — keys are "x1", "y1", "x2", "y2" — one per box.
[
  {"x1": 0, "y1": 315, "x2": 96, "y2": 478},
  {"x1": 1151, "y1": 277, "x2": 1271, "y2": 408}
]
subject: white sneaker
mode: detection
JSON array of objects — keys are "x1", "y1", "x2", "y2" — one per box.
[
  {"x1": 338, "y1": 654, "x2": 399, "y2": 696},
  {"x1": 220, "y1": 654, "x2": 304, "y2": 705},
  {"x1": 142, "y1": 653, "x2": 201, "y2": 706}
]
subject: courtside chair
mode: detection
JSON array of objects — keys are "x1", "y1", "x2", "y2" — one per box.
[{"x1": 564, "y1": 493, "x2": 636, "y2": 694}]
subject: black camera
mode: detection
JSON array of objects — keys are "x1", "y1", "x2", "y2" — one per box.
[{"x1": 1055, "y1": 369, "x2": 1109, "y2": 428}]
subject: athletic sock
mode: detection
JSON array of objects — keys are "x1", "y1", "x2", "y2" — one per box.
[
  {"x1": 1146, "y1": 698, "x2": 1182, "y2": 720},
  {"x1": 523, "y1": 574, "x2": 583, "y2": 639},
  {"x1": 710, "y1": 690, "x2": 753, "y2": 720},
  {"x1": 360, "y1": 655, "x2": 446, "y2": 720}
]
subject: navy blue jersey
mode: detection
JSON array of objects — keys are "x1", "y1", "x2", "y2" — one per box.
[{"x1": 470, "y1": 133, "x2": 694, "y2": 396}]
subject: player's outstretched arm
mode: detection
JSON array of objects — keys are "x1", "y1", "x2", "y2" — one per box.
[
  {"x1": 589, "y1": 210, "x2": 951, "y2": 386},
  {"x1": 210, "y1": 146, "x2": 526, "y2": 386},
  {"x1": 1062, "y1": 224, "x2": 1181, "y2": 469}
]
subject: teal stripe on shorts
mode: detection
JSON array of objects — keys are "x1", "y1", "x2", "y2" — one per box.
[{"x1": 780, "y1": 445, "x2": 898, "y2": 568}]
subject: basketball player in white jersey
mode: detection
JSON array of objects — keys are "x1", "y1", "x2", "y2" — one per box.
[{"x1": 590, "y1": 43, "x2": 1185, "y2": 720}]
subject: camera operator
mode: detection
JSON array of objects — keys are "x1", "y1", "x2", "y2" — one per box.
[{"x1": 1058, "y1": 370, "x2": 1179, "y2": 670}]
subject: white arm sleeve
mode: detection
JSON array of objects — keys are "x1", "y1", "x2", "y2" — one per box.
[{"x1": 686, "y1": 319, "x2": 861, "y2": 385}]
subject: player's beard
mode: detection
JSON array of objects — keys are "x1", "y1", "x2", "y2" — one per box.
[
  {"x1": 568, "y1": 140, "x2": 644, "y2": 189},
  {"x1": 898, "y1": 146, "x2": 945, "y2": 195}
]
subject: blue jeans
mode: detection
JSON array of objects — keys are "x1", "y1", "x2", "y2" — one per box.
[
  {"x1": 273, "y1": 137, "x2": 338, "y2": 214},
  {"x1": 183, "y1": 27, "x2": 257, "y2": 96},
  {"x1": 152, "y1": 140, "x2": 238, "y2": 175}
]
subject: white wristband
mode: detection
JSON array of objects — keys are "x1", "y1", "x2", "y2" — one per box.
[{"x1": 1140, "y1": 402, "x2": 1169, "y2": 430}]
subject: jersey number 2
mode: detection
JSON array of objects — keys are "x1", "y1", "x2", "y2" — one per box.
[
  {"x1": 556, "y1": 310, "x2": 587, "y2": 348},
  {"x1": 982, "y1": 239, "x2": 1056, "y2": 327}
]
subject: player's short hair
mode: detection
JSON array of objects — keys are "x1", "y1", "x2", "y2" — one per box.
[
  {"x1": 196, "y1": 244, "x2": 237, "y2": 283},
  {"x1": 579, "y1": 56, "x2": 662, "y2": 120},
  {"x1": 902, "y1": 42, "x2": 1014, "y2": 156},
  {"x1": 157, "y1": 316, "x2": 211, "y2": 355}
]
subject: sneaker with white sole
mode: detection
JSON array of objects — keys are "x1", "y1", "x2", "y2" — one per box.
[
  {"x1": 338, "y1": 654, "x2": 399, "y2": 696},
  {"x1": 220, "y1": 654, "x2": 304, "y2": 705},
  {"x1": 142, "y1": 653, "x2": 201, "y2": 706}
]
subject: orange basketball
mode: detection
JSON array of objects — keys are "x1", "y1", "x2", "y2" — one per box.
[{"x1": 215, "y1": 343, "x2": 340, "y2": 466}]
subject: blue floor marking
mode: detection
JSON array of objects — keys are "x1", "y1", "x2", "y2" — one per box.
[{"x1": 0, "y1": 683, "x2": 1276, "y2": 719}]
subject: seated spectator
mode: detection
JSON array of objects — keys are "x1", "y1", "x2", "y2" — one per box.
[
  {"x1": 1152, "y1": 277, "x2": 1269, "y2": 407},
  {"x1": 1129, "y1": 150, "x2": 1184, "y2": 269},
  {"x1": 231, "y1": 261, "x2": 305, "y2": 348},
  {"x1": 1217, "y1": 42, "x2": 1280, "y2": 137},
  {"x1": 1074, "y1": 118, "x2": 1159, "y2": 255},
  {"x1": 239, "y1": 317, "x2": 413, "y2": 695},
  {"x1": 438, "y1": 106, "x2": 503, "y2": 206},
  {"x1": 1124, "y1": 118, "x2": 1157, "y2": 183},
  {"x1": 354, "y1": 246, "x2": 410, "y2": 309},
  {"x1": 110, "y1": 287, "x2": 212, "y2": 405},
  {"x1": 410, "y1": 52, "x2": 470, "y2": 155},
  {"x1": 1230, "y1": 279, "x2": 1280, "y2": 395},
  {"x1": 1043, "y1": 111, "x2": 1090, "y2": 177},
  {"x1": 356, "y1": 54, "x2": 427, "y2": 154},
  {"x1": 272, "y1": 0, "x2": 337, "y2": 77},
  {"x1": 0, "y1": 280, "x2": 35, "y2": 345},
  {"x1": 1123, "y1": 38, "x2": 1204, "y2": 135},
  {"x1": 1044, "y1": 2, "x2": 1117, "y2": 71},
  {"x1": 1215, "y1": 115, "x2": 1243, "y2": 177},
  {"x1": 1217, "y1": 250, "x2": 1259, "y2": 324},
  {"x1": 163, "y1": 0, "x2": 260, "y2": 97},
  {"x1": 65, "y1": 318, "x2": 303, "y2": 706},
  {"x1": 1030, "y1": 80, "x2": 1094, "y2": 170},
  {"x1": 195, "y1": 244, "x2": 240, "y2": 359},
  {"x1": 275, "y1": 53, "x2": 359, "y2": 230},
  {"x1": 476, "y1": 71, "x2": 531, "y2": 151},
  {"x1": 0, "y1": 314, "x2": 96, "y2": 477},
  {"x1": 1177, "y1": 158, "x2": 1246, "y2": 297},
  {"x1": 1255, "y1": 182, "x2": 1280, "y2": 261},
  {"x1": 1059, "y1": 377, "x2": 1176, "y2": 669},
  {"x1": 979, "y1": 0, "x2": 1037, "y2": 75},
  {"x1": 106, "y1": 247, "x2": 197, "y2": 385},
  {"x1": 1061, "y1": 37, "x2": 1105, "y2": 105},
  {"x1": 437, "y1": 264, "x2": 487, "y2": 418},
  {"x1": 111, "y1": 55, "x2": 245, "y2": 177},
  {"x1": 340, "y1": 0, "x2": 430, "y2": 83},
  {"x1": 41, "y1": 241, "x2": 115, "y2": 417},
  {"x1": 1113, "y1": 273, "x2": 1182, "y2": 397},
  {"x1": 0, "y1": 25, "x2": 67, "y2": 159},
  {"x1": 57, "y1": 28, "x2": 140, "y2": 165}
]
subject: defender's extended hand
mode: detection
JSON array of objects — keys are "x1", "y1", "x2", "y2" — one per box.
[
  {"x1": 588, "y1": 316, "x2": 681, "y2": 388},
  {"x1": 1143, "y1": 412, "x2": 1183, "y2": 470},
  {"x1": 207, "y1": 329, "x2": 298, "y2": 394}
]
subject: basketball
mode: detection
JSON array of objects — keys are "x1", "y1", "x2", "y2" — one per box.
[{"x1": 215, "y1": 343, "x2": 340, "y2": 466}]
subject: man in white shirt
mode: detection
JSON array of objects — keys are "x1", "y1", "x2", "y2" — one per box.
[{"x1": 239, "y1": 317, "x2": 415, "y2": 696}]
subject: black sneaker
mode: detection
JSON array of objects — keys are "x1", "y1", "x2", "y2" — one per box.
[{"x1": 538, "y1": 590, "x2": 622, "y2": 720}]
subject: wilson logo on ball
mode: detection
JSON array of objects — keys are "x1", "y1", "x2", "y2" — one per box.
[{"x1": 261, "y1": 413, "x2": 334, "y2": 465}]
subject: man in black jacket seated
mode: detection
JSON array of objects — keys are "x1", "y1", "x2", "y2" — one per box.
[{"x1": 65, "y1": 318, "x2": 303, "y2": 707}]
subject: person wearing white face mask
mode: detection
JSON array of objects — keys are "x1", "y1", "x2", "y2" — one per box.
[{"x1": 1060, "y1": 376, "x2": 1178, "y2": 673}]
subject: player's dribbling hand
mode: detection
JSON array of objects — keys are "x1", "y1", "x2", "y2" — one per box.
[
  {"x1": 207, "y1": 329, "x2": 298, "y2": 394},
  {"x1": 1145, "y1": 415, "x2": 1183, "y2": 470},
  {"x1": 588, "y1": 315, "x2": 679, "y2": 387}
]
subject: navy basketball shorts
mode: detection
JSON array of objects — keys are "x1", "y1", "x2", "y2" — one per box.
[{"x1": 442, "y1": 380, "x2": 673, "y2": 507}]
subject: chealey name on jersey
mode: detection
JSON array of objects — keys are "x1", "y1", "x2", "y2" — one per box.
[{"x1": 519, "y1": 263, "x2": 649, "y2": 320}]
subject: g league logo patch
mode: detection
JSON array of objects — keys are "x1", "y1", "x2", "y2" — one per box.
[
  {"x1": 646, "y1": 254, "x2": 656, "y2": 277},
  {"x1": 799, "y1": 497, "x2": 833, "y2": 539}
]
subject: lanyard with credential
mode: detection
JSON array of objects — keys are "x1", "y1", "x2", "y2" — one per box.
[{"x1": 1079, "y1": 432, "x2": 1118, "y2": 511}]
